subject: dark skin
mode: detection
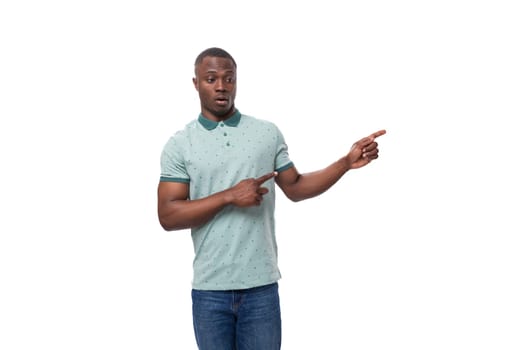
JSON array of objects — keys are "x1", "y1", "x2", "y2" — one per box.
[{"x1": 157, "y1": 56, "x2": 386, "y2": 231}]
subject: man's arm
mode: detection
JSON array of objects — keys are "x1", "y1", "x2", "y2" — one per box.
[
  {"x1": 157, "y1": 172, "x2": 277, "y2": 231},
  {"x1": 276, "y1": 130, "x2": 386, "y2": 202}
]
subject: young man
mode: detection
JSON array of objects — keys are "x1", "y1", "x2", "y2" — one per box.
[{"x1": 157, "y1": 47, "x2": 386, "y2": 350}]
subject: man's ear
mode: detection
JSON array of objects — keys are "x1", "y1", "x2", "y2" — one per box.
[{"x1": 192, "y1": 77, "x2": 198, "y2": 91}]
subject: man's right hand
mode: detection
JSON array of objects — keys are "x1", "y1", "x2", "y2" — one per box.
[{"x1": 226, "y1": 172, "x2": 277, "y2": 207}]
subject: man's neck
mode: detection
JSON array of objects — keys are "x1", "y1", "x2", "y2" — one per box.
[{"x1": 201, "y1": 107, "x2": 236, "y2": 122}]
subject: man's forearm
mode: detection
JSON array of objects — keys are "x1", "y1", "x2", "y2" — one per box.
[
  {"x1": 159, "y1": 173, "x2": 276, "y2": 231},
  {"x1": 158, "y1": 191, "x2": 231, "y2": 231},
  {"x1": 283, "y1": 157, "x2": 349, "y2": 202}
]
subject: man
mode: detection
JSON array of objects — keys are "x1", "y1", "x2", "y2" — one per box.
[{"x1": 157, "y1": 47, "x2": 386, "y2": 350}]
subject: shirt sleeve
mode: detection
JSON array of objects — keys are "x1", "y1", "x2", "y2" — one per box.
[
  {"x1": 274, "y1": 125, "x2": 294, "y2": 172},
  {"x1": 159, "y1": 133, "x2": 190, "y2": 183}
]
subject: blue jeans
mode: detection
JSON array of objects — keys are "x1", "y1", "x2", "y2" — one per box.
[{"x1": 192, "y1": 282, "x2": 281, "y2": 350}]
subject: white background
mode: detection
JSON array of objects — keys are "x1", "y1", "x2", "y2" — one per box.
[{"x1": 1, "y1": 1, "x2": 524, "y2": 349}]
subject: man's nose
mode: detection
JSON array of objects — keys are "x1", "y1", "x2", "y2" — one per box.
[{"x1": 215, "y1": 79, "x2": 226, "y2": 91}]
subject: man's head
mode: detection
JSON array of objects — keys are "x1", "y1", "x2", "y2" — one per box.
[
  {"x1": 193, "y1": 47, "x2": 237, "y2": 121},
  {"x1": 194, "y1": 47, "x2": 237, "y2": 73}
]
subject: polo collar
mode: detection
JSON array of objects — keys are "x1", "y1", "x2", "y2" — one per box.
[{"x1": 198, "y1": 110, "x2": 241, "y2": 130}]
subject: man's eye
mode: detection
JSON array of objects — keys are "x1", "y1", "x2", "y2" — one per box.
[{"x1": 206, "y1": 78, "x2": 215, "y2": 83}]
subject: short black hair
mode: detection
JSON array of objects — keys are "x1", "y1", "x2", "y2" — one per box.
[{"x1": 194, "y1": 47, "x2": 237, "y2": 68}]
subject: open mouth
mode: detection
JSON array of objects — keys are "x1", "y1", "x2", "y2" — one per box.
[{"x1": 215, "y1": 97, "x2": 229, "y2": 106}]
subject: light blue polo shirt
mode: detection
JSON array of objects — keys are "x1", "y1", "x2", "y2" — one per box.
[{"x1": 160, "y1": 110, "x2": 293, "y2": 290}]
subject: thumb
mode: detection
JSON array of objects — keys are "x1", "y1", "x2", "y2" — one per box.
[{"x1": 257, "y1": 187, "x2": 270, "y2": 195}]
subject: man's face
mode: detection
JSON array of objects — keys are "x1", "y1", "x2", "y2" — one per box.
[{"x1": 193, "y1": 56, "x2": 237, "y2": 120}]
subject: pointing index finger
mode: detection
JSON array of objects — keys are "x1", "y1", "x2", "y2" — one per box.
[
  {"x1": 369, "y1": 129, "x2": 387, "y2": 140},
  {"x1": 255, "y1": 171, "x2": 278, "y2": 186}
]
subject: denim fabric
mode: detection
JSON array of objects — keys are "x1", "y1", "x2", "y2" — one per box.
[{"x1": 192, "y1": 283, "x2": 281, "y2": 350}]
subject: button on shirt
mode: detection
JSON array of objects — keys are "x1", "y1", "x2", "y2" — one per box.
[{"x1": 160, "y1": 110, "x2": 293, "y2": 290}]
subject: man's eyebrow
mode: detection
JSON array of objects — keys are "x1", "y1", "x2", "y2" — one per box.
[{"x1": 204, "y1": 69, "x2": 235, "y2": 74}]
